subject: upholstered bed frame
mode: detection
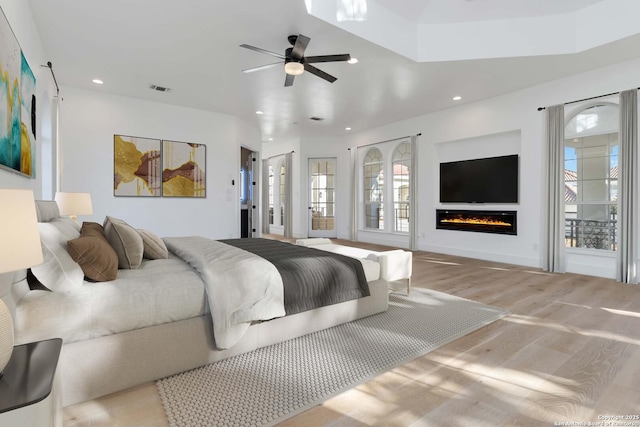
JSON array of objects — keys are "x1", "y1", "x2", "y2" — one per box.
[{"x1": 0, "y1": 201, "x2": 389, "y2": 406}]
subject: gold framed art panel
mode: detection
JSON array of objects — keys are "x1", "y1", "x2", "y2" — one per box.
[{"x1": 113, "y1": 134, "x2": 206, "y2": 198}]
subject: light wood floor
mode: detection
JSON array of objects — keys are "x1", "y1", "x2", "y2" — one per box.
[{"x1": 64, "y1": 239, "x2": 640, "y2": 426}]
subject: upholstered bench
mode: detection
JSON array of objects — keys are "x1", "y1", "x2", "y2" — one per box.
[{"x1": 295, "y1": 238, "x2": 413, "y2": 295}]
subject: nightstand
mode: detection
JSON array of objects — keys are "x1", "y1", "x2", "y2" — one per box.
[{"x1": 0, "y1": 338, "x2": 63, "y2": 427}]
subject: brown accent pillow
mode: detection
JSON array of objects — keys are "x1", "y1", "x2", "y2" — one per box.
[
  {"x1": 103, "y1": 216, "x2": 144, "y2": 269},
  {"x1": 67, "y1": 222, "x2": 119, "y2": 282},
  {"x1": 137, "y1": 229, "x2": 169, "y2": 260}
]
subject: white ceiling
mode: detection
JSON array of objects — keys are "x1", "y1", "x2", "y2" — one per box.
[
  {"x1": 374, "y1": 0, "x2": 605, "y2": 24},
  {"x1": 25, "y1": 0, "x2": 640, "y2": 142}
]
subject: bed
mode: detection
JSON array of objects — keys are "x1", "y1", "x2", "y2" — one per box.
[{"x1": 0, "y1": 201, "x2": 390, "y2": 405}]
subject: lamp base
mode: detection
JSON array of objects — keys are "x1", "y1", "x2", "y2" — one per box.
[{"x1": 0, "y1": 300, "x2": 14, "y2": 374}]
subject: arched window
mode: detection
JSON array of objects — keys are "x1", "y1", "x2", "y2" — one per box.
[
  {"x1": 268, "y1": 165, "x2": 274, "y2": 225},
  {"x1": 363, "y1": 148, "x2": 384, "y2": 230},
  {"x1": 564, "y1": 103, "x2": 619, "y2": 251},
  {"x1": 280, "y1": 163, "x2": 286, "y2": 226},
  {"x1": 392, "y1": 142, "x2": 411, "y2": 232}
]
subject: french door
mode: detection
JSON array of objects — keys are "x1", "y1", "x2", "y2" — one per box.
[{"x1": 308, "y1": 158, "x2": 337, "y2": 238}]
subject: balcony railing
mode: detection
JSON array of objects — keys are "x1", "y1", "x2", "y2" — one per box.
[{"x1": 565, "y1": 217, "x2": 617, "y2": 251}]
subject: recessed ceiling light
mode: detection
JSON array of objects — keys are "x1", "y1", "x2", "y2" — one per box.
[
  {"x1": 347, "y1": 58, "x2": 358, "y2": 64},
  {"x1": 92, "y1": 79, "x2": 104, "y2": 85},
  {"x1": 267, "y1": 138, "x2": 274, "y2": 141},
  {"x1": 452, "y1": 96, "x2": 462, "y2": 101},
  {"x1": 345, "y1": 127, "x2": 352, "y2": 131},
  {"x1": 256, "y1": 111, "x2": 264, "y2": 115}
]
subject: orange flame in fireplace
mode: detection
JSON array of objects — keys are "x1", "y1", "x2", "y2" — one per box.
[{"x1": 441, "y1": 216, "x2": 511, "y2": 227}]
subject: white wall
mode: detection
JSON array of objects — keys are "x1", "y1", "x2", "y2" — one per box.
[
  {"x1": 301, "y1": 57, "x2": 640, "y2": 278},
  {"x1": 59, "y1": 86, "x2": 260, "y2": 239},
  {"x1": 0, "y1": 0, "x2": 56, "y2": 197}
]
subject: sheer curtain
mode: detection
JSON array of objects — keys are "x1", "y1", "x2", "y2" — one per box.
[
  {"x1": 350, "y1": 147, "x2": 359, "y2": 241},
  {"x1": 283, "y1": 153, "x2": 293, "y2": 238},
  {"x1": 261, "y1": 159, "x2": 270, "y2": 235},
  {"x1": 543, "y1": 104, "x2": 565, "y2": 273},
  {"x1": 409, "y1": 135, "x2": 418, "y2": 251},
  {"x1": 617, "y1": 89, "x2": 638, "y2": 284}
]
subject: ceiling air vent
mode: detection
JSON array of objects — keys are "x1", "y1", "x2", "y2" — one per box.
[
  {"x1": 309, "y1": 116, "x2": 324, "y2": 121},
  {"x1": 149, "y1": 84, "x2": 171, "y2": 93}
]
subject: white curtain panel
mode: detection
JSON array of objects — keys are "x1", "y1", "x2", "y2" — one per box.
[
  {"x1": 284, "y1": 153, "x2": 294, "y2": 238},
  {"x1": 543, "y1": 104, "x2": 566, "y2": 273},
  {"x1": 261, "y1": 159, "x2": 270, "y2": 235},
  {"x1": 350, "y1": 147, "x2": 359, "y2": 242},
  {"x1": 616, "y1": 89, "x2": 638, "y2": 284},
  {"x1": 409, "y1": 135, "x2": 418, "y2": 251},
  {"x1": 55, "y1": 96, "x2": 62, "y2": 193}
]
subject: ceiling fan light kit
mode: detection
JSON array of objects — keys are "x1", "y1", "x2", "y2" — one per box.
[
  {"x1": 240, "y1": 34, "x2": 352, "y2": 86},
  {"x1": 284, "y1": 61, "x2": 304, "y2": 76}
]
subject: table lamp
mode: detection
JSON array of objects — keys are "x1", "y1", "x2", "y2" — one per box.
[
  {"x1": 54, "y1": 192, "x2": 93, "y2": 222},
  {"x1": 0, "y1": 189, "x2": 43, "y2": 376}
]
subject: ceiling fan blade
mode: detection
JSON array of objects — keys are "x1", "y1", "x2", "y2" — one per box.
[
  {"x1": 291, "y1": 34, "x2": 310, "y2": 59},
  {"x1": 305, "y1": 54, "x2": 351, "y2": 63},
  {"x1": 284, "y1": 73, "x2": 295, "y2": 87},
  {"x1": 242, "y1": 62, "x2": 283, "y2": 73},
  {"x1": 239, "y1": 44, "x2": 285, "y2": 60},
  {"x1": 304, "y1": 63, "x2": 337, "y2": 83}
]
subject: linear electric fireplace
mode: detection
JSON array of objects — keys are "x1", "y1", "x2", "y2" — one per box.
[{"x1": 436, "y1": 209, "x2": 517, "y2": 235}]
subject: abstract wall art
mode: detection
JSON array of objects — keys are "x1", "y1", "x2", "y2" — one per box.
[
  {"x1": 0, "y1": 7, "x2": 36, "y2": 178},
  {"x1": 113, "y1": 135, "x2": 161, "y2": 197},
  {"x1": 162, "y1": 140, "x2": 206, "y2": 198}
]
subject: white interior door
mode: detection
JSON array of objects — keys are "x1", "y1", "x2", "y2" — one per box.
[{"x1": 308, "y1": 158, "x2": 337, "y2": 238}]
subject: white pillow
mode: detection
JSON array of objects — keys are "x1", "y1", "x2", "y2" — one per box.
[
  {"x1": 30, "y1": 223, "x2": 84, "y2": 293},
  {"x1": 49, "y1": 217, "x2": 81, "y2": 239}
]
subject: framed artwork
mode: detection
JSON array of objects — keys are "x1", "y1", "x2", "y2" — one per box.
[
  {"x1": 0, "y1": 7, "x2": 36, "y2": 178},
  {"x1": 113, "y1": 135, "x2": 161, "y2": 197},
  {"x1": 162, "y1": 140, "x2": 206, "y2": 198}
]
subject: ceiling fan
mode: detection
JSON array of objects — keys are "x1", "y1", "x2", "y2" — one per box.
[{"x1": 240, "y1": 34, "x2": 352, "y2": 87}]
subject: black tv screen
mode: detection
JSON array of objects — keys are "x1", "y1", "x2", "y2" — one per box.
[{"x1": 439, "y1": 154, "x2": 519, "y2": 203}]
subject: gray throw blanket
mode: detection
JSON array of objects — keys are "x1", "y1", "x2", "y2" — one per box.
[{"x1": 220, "y1": 238, "x2": 370, "y2": 315}]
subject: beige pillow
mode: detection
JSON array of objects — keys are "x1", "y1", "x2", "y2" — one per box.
[
  {"x1": 68, "y1": 222, "x2": 119, "y2": 281},
  {"x1": 137, "y1": 229, "x2": 169, "y2": 260},
  {"x1": 103, "y1": 216, "x2": 144, "y2": 269}
]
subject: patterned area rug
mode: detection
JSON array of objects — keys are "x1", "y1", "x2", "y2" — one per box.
[{"x1": 156, "y1": 288, "x2": 508, "y2": 427}]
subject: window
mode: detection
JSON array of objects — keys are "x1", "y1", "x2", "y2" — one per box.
[
  {"x1": 363, "y1": 148, "x2": 384, "y2": 230},
  {"x1": 564, "y1": 104, "x2": 619, "y2": 251},
  {"x1": 392, "y1": 143, "x2": 411, "y2": 232},
  {"x1": 268, "y1": 165, "x2": 274, "y2": 225}
]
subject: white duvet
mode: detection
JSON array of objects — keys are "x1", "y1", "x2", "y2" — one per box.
[{"x1": 164, "y1": 236, "x2": 285, "y2": 349}]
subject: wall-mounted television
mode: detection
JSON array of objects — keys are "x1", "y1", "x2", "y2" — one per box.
[{"x1": 439, "y1": 154, "x2": 519, "y2": 203}]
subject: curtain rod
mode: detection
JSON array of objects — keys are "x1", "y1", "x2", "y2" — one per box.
[
  {"x1": 347, "y1": 133, "x2": 421, "y2": 150},
  {"x1": 265, "y1": 150, "x2": 294, "y2": 160},
  {"x1": 40, "y1": 61, "x2": 60, "y2": 96},
  {"x1": 537, "y1": 87, "x2": 640, "y2": 111}
]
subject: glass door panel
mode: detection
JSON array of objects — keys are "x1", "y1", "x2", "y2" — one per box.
[{"x1": 309, "y1": 158, "x2": 337, "y2": 238}]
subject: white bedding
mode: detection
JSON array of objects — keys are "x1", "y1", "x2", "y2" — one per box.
[
  {"x1": 14, "y1": 256, "x2": 206, "y2": 345},
  {"x1": 164, "y1": 237, "x2": 285, "y2": 349}
]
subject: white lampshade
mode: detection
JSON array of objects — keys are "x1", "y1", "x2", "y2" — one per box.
[
  {"x1": 284, "y1": 61, "x2": 304, "y2": 76},
  {"x1": 0, "y1": 188, "x2": 43, "y2": 375},
  {"x1": 55, "y1": 192, "x2": 93, "y2": 220},
  {"x1": 0, "y1": 189, "x2": 43, "y2": 273}
]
